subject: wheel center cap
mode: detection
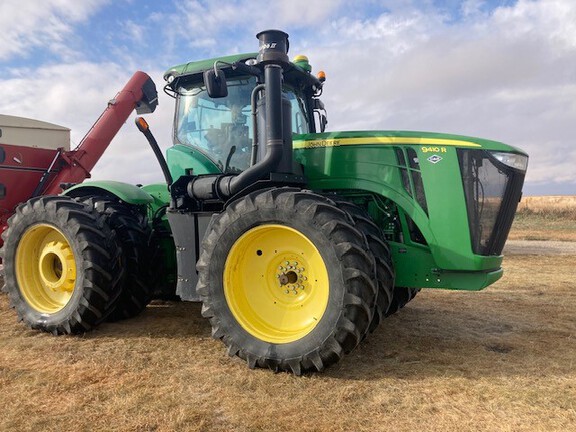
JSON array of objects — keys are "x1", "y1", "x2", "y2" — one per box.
[
  {"x1": 279, "y1": 271, "x2": 298, "y2": 286},
  {"x1": 39, "y1": 241, "x2": 75, "y2": 292}
]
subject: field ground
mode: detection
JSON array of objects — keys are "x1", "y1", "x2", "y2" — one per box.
[{"x1": 1, "y1": 197, "x2": 575, "y2": 431}]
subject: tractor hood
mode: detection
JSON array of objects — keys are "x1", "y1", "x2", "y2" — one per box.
[{"x1": 294, "y1": 129, "x2": 528, "y2": 289}]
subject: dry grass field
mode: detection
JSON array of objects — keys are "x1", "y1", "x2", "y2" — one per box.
[
  {"x1": 510, "y1": 195, "x2": 576, "y2": 241},
  {"x1": 1, "y1": 197, "x2": 575, "y2": 431}
]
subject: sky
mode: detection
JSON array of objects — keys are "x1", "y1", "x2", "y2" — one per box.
[{"x1": 0, "y1": 0, "x2": 574, "y2": 195}]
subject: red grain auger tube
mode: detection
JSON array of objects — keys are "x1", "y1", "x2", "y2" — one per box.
[
  {"x1": 43, "y1": 71, "x2": 157, "y2": 195},
  {"x1": 0, "y1": 71, "x2": 157, "y2": 250}
]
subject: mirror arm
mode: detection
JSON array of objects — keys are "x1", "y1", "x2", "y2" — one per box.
[{"x1": 232, "y1": 61, "x2": 263, "y2": 81}]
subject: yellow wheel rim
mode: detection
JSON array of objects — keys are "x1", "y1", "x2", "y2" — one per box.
[
  {"x1": 15, "y1": 224, "x2": 77, "y2": 314},
  {"x1": 224, "y1": 224, "x2": 329, "y2": 344}
]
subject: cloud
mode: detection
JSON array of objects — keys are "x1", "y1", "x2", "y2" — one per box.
[
  {"x1": 0, "y1": 0, "x2": 106, "y2": 61},
  {"x1": 0, "y1": 0, "x2": 574, "y2": 194},
  {"x1": 274, "y1": 0, "x2": 345, "y2": 25},
  {"x1": 492, "y1": 0, "x2": 576, "y2": 50},
  {"x1": 150, "y1": 0, "x2": 346, "y2": 57},
  {"x1": 327, "y1": 9, "x2": 440, "y2": 56},
  {"x1": 303, "y1": 0, "x2": 576, "y2": 190}
]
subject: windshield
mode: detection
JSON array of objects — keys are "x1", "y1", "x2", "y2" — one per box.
[{"x1": 175, "y1": 76, "x2": 309, "y2": 173}]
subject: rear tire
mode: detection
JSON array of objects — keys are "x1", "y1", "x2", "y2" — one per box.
[
  {"x1": 81, "y1": 197, "x2": 153, "y2": 321},
  {"x1": 197, "y1": 188, "x2": 377, "y2": 374},
  {"x1": 0, "y1": 196, "x2": 123, "y2": 334}
]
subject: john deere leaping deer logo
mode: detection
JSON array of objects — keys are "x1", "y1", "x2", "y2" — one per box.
[{"x1": 427, "y1": 154, "x2": 443, "y2": 164}]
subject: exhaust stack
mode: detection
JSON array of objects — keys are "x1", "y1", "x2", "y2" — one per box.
[{"x1": 188, "y1": 30, "x2": 293, "y2": 200}]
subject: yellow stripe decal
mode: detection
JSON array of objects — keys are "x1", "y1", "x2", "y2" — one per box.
[{"x1": 293, "y1": 137, "x2": 482, "y2": 149}]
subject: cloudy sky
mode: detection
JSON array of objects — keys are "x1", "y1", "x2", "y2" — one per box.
[{"x1": 1, "y1": 0, "x2": 574, "y2": 195}]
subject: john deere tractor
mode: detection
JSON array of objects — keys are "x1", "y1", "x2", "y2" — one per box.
[{"x1": 0, "y1": 30, "x2": 528, "y2": 374}]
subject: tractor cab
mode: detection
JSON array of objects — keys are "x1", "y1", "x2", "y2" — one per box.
[{"x1": 163, "y1": 53, "x2": 325, "y2": 176}]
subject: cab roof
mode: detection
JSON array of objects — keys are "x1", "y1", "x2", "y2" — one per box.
[
  {"x1": 164, "y1": 53, "x2": 257, "y2": 83},
  {"x1": 163, "y1": 52, "x2": 322, "y2": 95}
]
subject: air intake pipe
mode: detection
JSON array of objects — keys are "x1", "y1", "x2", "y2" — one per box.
[{"x1": 188, "y1": 30, "x2": 292, "y2": 200}]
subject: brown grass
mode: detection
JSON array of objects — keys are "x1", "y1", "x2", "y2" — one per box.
[
  {"x1": 510, "y1": 195, "x2": 576, "y2": 241},
  {"x1": 1, "y1": 250, "x2": 576, "y2": 431},
  {"x1": 518, "y1": 195, "x2": 576, "y2": 214},
  {"x1": 1, "y1": 199, "x2": 575, "y2": 431}
]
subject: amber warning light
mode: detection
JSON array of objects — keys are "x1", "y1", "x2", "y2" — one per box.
[{"x1": 135, "y1": 116, "x2": 149, "y2": 132}]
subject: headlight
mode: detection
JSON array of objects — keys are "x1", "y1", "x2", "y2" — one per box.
[{"x1": 490, "y1": 152, "x2": 528, "y2": 172}]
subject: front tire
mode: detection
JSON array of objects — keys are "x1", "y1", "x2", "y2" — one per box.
[
  {"x1": 329, "y1": 198, "x2": 418, "y2": 319},
  {"x1": 0, "y1": 196, "x2": 123, "y2": 334},
  {"x1": 330, "y1": 199, "x2": 394, "y2": 333},
  {"x1": 385, "y1": 287, "x2": 420, "y2": 317},
  {"x1": 197, "y1": 188, "x2": 377, "y2": 374}
]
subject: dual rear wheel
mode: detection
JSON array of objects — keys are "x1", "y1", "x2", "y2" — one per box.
[
  {"x1": 1, "y1": 195, "x2": 152, "y2": 334},
  {"x1": 197, "y1": 188, "x2": 394, "y2": 374}
]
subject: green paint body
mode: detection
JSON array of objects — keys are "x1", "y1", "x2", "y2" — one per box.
[{"x1": 64, "y1": 180, "x2": 153, "y2": 204}]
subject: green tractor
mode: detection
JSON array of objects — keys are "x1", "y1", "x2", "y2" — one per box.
[{"x1": 1, "y1": 30, "x2": 528, "y2": 374}]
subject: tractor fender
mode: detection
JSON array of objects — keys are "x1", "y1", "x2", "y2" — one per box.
[{"x1": 63, "y1": 180, "x2": 154, "y2": 205}]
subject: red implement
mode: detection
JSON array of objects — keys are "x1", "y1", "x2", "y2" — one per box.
[
  {"x1": 0, "y1": 71, "x2": 157, "y2": 249},
  {"x1": 0, "y1": 144, "x2": 61, "y2": 232}
]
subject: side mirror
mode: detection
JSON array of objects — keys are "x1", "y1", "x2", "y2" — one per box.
[
  {"x1": 203, "y1": 69, "x2": 228, "y2": 98},
  {"x1": 313, "y1": 99, "x2": 327, "y2": 132},
  {"x1": 319, "y1": 113, "x2": 328, "y2": 133}
]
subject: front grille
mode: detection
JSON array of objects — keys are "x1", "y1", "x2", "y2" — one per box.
[{"x1": 458, "y1": 149, "x2": 526, "y2": 256}]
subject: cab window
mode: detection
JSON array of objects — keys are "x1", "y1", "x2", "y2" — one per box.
[{"x1": 175, "y1": 76, "x2": 309, "y2": 173}]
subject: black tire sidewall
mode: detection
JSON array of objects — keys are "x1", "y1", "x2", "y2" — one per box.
[
  {"x1": 4, "y1": 203, "x2": 88, "y2": 329},
  {"x1": 80, "y1": 197, "x2": 152, "y2": 321},
  {"x1": 3, "y1": 196, "x2": 121, "y2": 333},
  {"x1": 205, "y1": 206, "x2": 347, "y2": 360}
]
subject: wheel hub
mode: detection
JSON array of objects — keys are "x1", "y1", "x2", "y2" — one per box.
[
  {"x1": 224, "y1": 224, "x2": 329, "y2": 344},
  {"x1": 277, "y1": 261, "x2": 308, "y2": 295},
  {"x1": 39, "y1": 241, "x2": 75, "y2": 293}
]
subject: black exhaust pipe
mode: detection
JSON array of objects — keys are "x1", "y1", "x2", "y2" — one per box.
[
  {"x1": 188, "y1": 30, "x2": 292, "y2": 200},
  {"x1": 256, "y1": 29, "x2": 289, "y2": 64}
]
